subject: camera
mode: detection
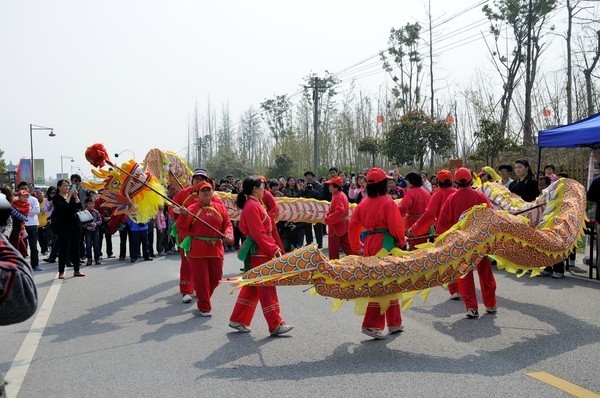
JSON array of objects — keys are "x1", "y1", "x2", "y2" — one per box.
[{"x1": 305, "y1": 182, "x2": 314, "y2": 190}]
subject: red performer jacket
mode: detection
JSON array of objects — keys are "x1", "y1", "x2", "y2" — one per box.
[
  {"x1": 260, "y1": 190, "x2": 285, "y2": 251},
  {"x1": 324, "y1": 191, "x2": 350, "y2": 236},
  {"x1": 349, "y1": 195, "x2": 406, "y2": 255},
  {"x1": 436, "y1": 188, "x2": 492, "y2": 235},
  {"x1": 170, "y1": 186, "x2": 226, "y2": 243},
  {"x1": 398, "y1": 186, "x2": 431, "y2": 231},
  {"x1": 176, "y1": 200, "x2": 232, "y2": 258},
  {"x1": 410, "y1": 186, "x2": 457, "y2": 236},
  {"x1": 261, "y1": 190, "x2": 279, "y2": 222},
  {"x1": 239, "y1": 196, "x2": 280, "y2": 258}
]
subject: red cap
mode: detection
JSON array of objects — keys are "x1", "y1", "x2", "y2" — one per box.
[
  {"x1": 366, "y1": 167, "x2": 390, "y2": 184},
  {"x1": 325, "y1": 176, "x2": 343, "y2": 187},
  {"x1": 195, "y1": 181, "x2": 212, "y2": 191},
  {"x1": 18, "y1": 189, "x2": 29, "y2": 196},
  {"x1": 454, "y1": 167, "x2": 472, "y2": 183},
  {"x1": 437, "y1": 169, "x2": 452, "y2": 183}
]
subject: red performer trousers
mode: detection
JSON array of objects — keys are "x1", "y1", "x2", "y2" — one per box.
[
  {"x1": 328, "y1": 233, "x2": 354, "y2": 260},
  {"x1": 362, "y1": 299, "x2": 402, "y2": 330},
  {"x1": 229, "y1": 256, "x2": 284, "y2": 332},
  {"x1": 448, "y1": 281, "x2": 459, "y2": 295},
  {"x1": 189, "y1": 257, "x2": 223, "y2": 312},
  {"x1": 179, "y1": 248, "x2": 194, "y2": 295},
  {"x1": 456, "y1": 257, "x2": 497, "y2": 310}
]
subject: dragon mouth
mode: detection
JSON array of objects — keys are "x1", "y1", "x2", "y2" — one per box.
[{"x1": 123, "y1": 162, "x2": 148, "y2": 198}]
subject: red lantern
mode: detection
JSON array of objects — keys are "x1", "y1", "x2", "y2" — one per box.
[
  {"x1": 445, "y1": 114, "x2": 455, "y2": 124},
  {"x1": 376, "y1": 115, "x2": 384, "y2": 123},
  {"x1": 542, "y1": 108, "x2": 551, "y2": 117}
]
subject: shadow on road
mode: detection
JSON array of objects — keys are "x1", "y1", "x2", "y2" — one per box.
[
  {"x1": 42, "y1": 280, "x2": 175, "y2": 342},
  {"x1": 193, "y1": 294, "x2": 599, "y2": 381}
]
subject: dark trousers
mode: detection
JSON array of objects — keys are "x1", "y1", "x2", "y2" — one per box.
[
  {"x1": 24, "y1": 225, "x2": 39, "y2": 267},
  {"x1": 79, "y1": 228, "x2": 85, "y2": 259},
  {"x1": 233, "y1": 223, "x2": 244, "y2": 249},
  {"x1": 130, "y1": 229, "x2": 149, "y2": 260},
  {"x1": 58, "y1": 224, "x2": 81, "y2": 274},
  {"x1": 544, "y1": 261, "x2": 565, "y2": 274},
  {"x1": 147, "y1": 220, "x2": 155, "y2": 256},
  {"x1": 49, "y1": 229, "x2": 60, "y2": 260},
  {"x1": 99, "y1": 229, "x2": 113, "y2": 256},
  {"x1": 156, "y1": 229, "x2": 165, "y2": 253},
  {"x1": 38, "y1": 226, "x2": 49, "y2": 253},
  {"x1": 305, "y1": 223, "x2": 323, "y2": 247},
  {"x1": 85, "y1": 229, "x2": 100, "y2": 261},
  {"x1": 119, "y1": 228, "x2": 130, "y2": 259}
]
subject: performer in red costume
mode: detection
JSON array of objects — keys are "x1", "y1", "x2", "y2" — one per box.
[
  {"x1": 349, "y1": 168, "x2": 406, "y2": 340},
  {"x1": 436, "y1": 167, "x2": 497, "y2": 318},
  {"x1": 171, "y1": 168, "x2": 225, "y2": 304},
  {"x1": 399, "y1": 172, "x2": 431, "y2": 248},
  {"x1": 258, "y1": 176, "x2": 285, "y2": 253},
  {"x1": 177, "y1": 181, "x2": 233, "y2": 317},
  {"x1": 229, "y1": 176, "x2": 294, "y2": 336},
  {"x1": 408, "y1": 169, "x2": 461, "y2": 300},
  {"x1": 324, "y1": 176, "x2": 355, "y2": 260}
]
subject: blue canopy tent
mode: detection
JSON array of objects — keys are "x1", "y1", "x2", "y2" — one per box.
[
  {"x1": 539, "y1": 112, "x2": 600, "y2": 280},
  {"x1": 537, "y1": 112, "x2": 600, "y2": 175},
  {"x1": 538, "y1": 112, "x2": 600, "y2": 148}
]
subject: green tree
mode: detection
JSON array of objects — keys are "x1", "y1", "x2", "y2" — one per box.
[
  {"x1": 381, "y1": 22, "x2": 423, "y2": 114},
  {"x1": 357, "y1": 136, "x2": 382, "y2": 167},
  {"x1": 268, "y1": 153, "x2": 295, "y2": 178},
  {"x1": 483, "y1": 0, "x2": 557, "y2": 144},
  {"x1": 469, "y1": 118, "x2": 521, "y2": 167},
  {"x1": 384, "y1": 110, "x2": 454, "y2": 170},
  {"x1": 205, "y1": 150, "x2": 255, "y2": 180},
  {"x1": 0, "y1": 148, "x2": 6, "y2": 174},
  {"x1": 260, "y1": 94, "x2": 292, "y2": 145}
]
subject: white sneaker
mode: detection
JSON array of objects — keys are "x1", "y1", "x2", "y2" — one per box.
[
  {"x1": 182, "y1": 294, "x2": 193, "y2": 303},
  {"x1": 552, "y1": 272, "x2": 565, "y2": 279},
  {"x1": 449, "y1": 292, "x2": 461, "y2": 300},
  {"x1": 198, "y1": 311, "x2": 212, "y2": 317},
  {"x1": 362, "y1": 328, "x2": 387, "y2": 339},
  {"x1": 270, "y1": 323, "x2": 294, "y2": 336},
  {"x1": 229, "y1": 321, "x2": 251, "y2": 333},
  {"x1": 388, "y1": 325, "x2": 405, "y2": 334},
  {"x1": 485, "y1": 306, "x2": 497, "y2": 314},
  {"x1": 466, "y1": 308, "x2": 479, "y2": 318}
]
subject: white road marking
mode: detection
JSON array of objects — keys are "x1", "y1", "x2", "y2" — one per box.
[{"x1": 5, "y1": 278, "x2": 62, "y2": 397}]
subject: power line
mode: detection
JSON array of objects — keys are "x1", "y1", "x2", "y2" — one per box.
[{"x1": 330, "y1": 0, "x2": 491, "y2": 80}]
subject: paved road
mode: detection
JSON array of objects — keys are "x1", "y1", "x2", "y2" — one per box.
[{"x1": 2, "y1": 248, "x2": 599, "y2": 397}]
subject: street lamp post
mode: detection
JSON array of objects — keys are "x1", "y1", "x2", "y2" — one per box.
[
  {"x1": 30, "y1": 124, "x2": 56, "y2": 184},
  {"x1": 60, "y1": 155, "x2": 74, "y2": 179}
]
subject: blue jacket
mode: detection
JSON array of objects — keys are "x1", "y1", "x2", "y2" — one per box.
[{"x1": 126, "y1": 216, "x2": 148, "y2": 232}]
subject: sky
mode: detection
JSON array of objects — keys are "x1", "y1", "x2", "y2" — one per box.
[{"x1": 0, "y1": 0, "x2": 571, "y2": 181}]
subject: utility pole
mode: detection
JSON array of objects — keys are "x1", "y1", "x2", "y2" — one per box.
[
  {"x1": 523, "y1": 0, "x2": 533, "y2": 147},
  {"x1": 313, "y1": 78, "x2": 320, "y2": 179},
  {"x1": 306, "y1": 77, "x2": 328, "y2": 179}
]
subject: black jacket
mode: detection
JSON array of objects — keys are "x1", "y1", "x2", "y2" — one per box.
[{"x1": 509, "y1": 176, "x2": 539, "y2": 202}]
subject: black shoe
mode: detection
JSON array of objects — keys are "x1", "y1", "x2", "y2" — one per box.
[
  {"x1": 119, "y1": 257, "x2": 125, "y2": 261},
  {"x1": 43, "y1": 258, "x2": 56, "y2": 263},
  {"x1": 107, "y1": 255, "x2": 115, "y2": 258},
  {"x1": 143, "y1": 257, "x2": 153, "y2": 261},
  {"x1": 130, "y1": 258, "x2": 137, "y2": 263},
  {"x1": 150, "y1": 253, "x2": 156, "y2": 258},
  {"x1": 95, "y1": 260, "x2": 102, "y2": 265}
]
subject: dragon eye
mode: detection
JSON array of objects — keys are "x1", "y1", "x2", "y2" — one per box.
[{"x1": 111, "y1": 180, "x2": 120, "y2": 188}]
